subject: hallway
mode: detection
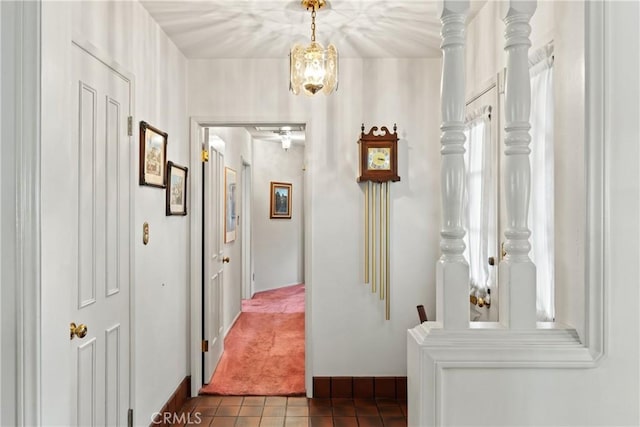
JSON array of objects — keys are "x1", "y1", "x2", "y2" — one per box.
[{"x1": 201, "y1": 285, "x2": 305, "y2": 396}]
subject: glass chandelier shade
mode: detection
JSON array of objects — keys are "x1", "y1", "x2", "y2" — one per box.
[{"x1": 290, "y1": 1, "x2": 338, "y2": 96}]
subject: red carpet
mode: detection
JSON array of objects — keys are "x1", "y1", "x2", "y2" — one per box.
[{"x1": 200, "y1": 284, "x2": 305, "y2": 396}]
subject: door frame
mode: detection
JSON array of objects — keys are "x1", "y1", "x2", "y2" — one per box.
[
  {"x1": 241, "y1": 158, "x2": 253, "y2": 300},
  {"x1": 1, "y1": 1, "x2": 42, "y2": 424},
  {"x1": 188, "y1": 117, "x2": 311, "y2": 396}
]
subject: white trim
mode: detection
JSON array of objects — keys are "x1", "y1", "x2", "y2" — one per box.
[
  {"x1": 189, "y1": 115, "x2": 311, "y2": 397},
  {"x1": 1, "y1": 1, "x2": 44, "y2": 424},
  {"x1": 224, "y1": 311, "x2": 242, "y2": 338}
]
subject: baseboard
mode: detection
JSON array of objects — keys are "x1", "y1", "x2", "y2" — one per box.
[
  {"x1": 224, "y1": 310, "x2": 242, "y2": 337},
  {"x1": 312, "y1": 376, "x2": 407, "y2": 400},
  {"x1": 149, "y1": 376, "x2": 191, "y2": 427}
]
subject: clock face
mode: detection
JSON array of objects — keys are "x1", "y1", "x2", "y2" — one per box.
[{"x1": 367, "y1": 147, "x2": 391, "y2": 170}]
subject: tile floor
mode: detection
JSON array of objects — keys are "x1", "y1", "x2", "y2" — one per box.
[{"x1": 169, "y1": 395, "x2": 407, "y2": 427}]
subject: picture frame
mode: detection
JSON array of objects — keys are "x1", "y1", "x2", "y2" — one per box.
[
  {"x1": 225, "y1": 167, "x2": 237, "y2": 242},
  {"x1": 139, "y1": 121, "x2": 168, "y2": 188},
  {"x1": 270, "y1": 182, "x2": 292, "y2": 219},
  {"x1": 166, "y1": 161, "x2": 188, "y2": 216}
]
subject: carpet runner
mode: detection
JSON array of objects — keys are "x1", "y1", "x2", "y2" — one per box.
[{"x1": 200, "y1": 284, "x2": 305, "y2": 396}]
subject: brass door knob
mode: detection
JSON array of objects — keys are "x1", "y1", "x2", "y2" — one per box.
[
  {"x1": 70, "y1": 322, "x2": 88, "y2": 340},
  {"x1": 222, "y1": 257, "x2": 230, "y2": 263}
]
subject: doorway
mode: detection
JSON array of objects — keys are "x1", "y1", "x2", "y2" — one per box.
[{"x1": 189, "y1": 121, "x2": 309, "y2": 396}]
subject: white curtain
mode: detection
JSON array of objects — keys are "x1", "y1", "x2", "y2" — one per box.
[
  {"x1": 464, "y1": 106, "x2": 493, "y2": 304},
  {"x1": 529, "y1": 44, "x2": 555, "y2": 321}
]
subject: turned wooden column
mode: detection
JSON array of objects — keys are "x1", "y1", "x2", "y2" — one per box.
[
  {"x1": 436, "y1": 0, "x2": 470, "y2": 329},
  {"x1": 499, "y1": 0, "x2": 537, "y2": 329}
]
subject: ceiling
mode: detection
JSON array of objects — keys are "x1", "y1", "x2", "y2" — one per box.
[{"x1": 140, "y1": 0, "x2": 486, "y2": 59}]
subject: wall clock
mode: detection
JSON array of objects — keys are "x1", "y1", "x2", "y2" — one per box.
[
  {"x1": 357, "y1": 124, "x2": 400, "y2": 183},
  {"x1": 358, "y1": 124, "x2": 400, "y2": 321}
]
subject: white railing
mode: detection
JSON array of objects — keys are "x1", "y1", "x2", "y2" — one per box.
[{"x1": 437, "y1": 0, "x2": 537, "y2": 329}]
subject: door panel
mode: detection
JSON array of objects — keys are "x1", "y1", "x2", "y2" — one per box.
[
  {"x1": 71, "y1": 44, "x2": 131, "y2": 426},
  {"x1": 204, "y1": 143, "x2": 225, "y2": 383}
]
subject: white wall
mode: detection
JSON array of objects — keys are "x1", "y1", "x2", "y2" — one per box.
[
  {"x1": 40, "y1": 2, "x2": 190, "y2": 425},
  {"x1": 189, "y1": 57, "x2": 442, "y2": 377},
  {"x1": 209, "y1": 127, "x2": 252, "y2": 333},
  {"x1": 252, "y1": 140, "x2": 305, "y2": 293},
  {"x1": 423, "y1": 1, "x2": 639, "y2": 425}
]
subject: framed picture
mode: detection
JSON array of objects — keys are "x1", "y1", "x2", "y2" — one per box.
[
  {"x1": 166, "y1": 161, "x2": 188, "y2": 216},
  {"x1": 139, "y1": 121, "x2": 168, "y2": 188},
  {"x1": 225, "y1": 167, "x2": 237, "y2": 242},
  {"x1": 270, "y1": 182, "x2": 292, "y2": 219}
]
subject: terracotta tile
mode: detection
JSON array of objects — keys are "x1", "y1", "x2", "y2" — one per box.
[
  {"x1": 313, "y1": 377, "x2": 331, "y2": 398},
  {"x1": 215, "y1": 405, "x2": 241, "y2": 417},
  {"x1": 331, "y1": 377, "x2": 353, "y2": 398},
  {"x1": 220, "y1": 396, "x2": 244, "y2": 406},
  {"x1": 382, "y1": 416, "x2": 407, "y2": 427},
  {"x1": 198, "y1": 416, "x2": 215, "y2": 427},
  {"x1": 378, "y1": 406, "x2": 403, "y2": 417},
  {"x1": 331, "y1": 398, "x2": 354, "y2": 407},
  {"x1": 287, "y1": 397, "x2": 309, "y2": 407},
  {"x1": 263, "y1": 406, "x2": 287, "y2": 417},
  {"x1": 236, "y1": 417, "x2": 262, "y2": 427},
  {"x1": 260, "y1": 416, "x2": 285, "y2": 427},
  {"x1": 358, "y1": 416, "x2": 384, "y2": 427},
  {"x1": 309, "y1": 416, "x2": 333, "y2": 427},
  {"x1": 353, "y1": 377, "x2": 374, "y2": 399},
  {"x1": 211, "y1": 417, "x2": 237, "y2": 427},
  {"x1": 286, "y1": 406, "x2": 309, "y2": 417},
  {"x1": 332, "y1": 406, "x2": 356, "y2": 417},
  {"x1": 284, "y1": 416, "x2": 310, "y2": 427},
  {"x1": 354, "y1": 399, "x2": 378, "y2": 409},
  {"x1": 308, "y1": 398, "x2": 332, "y2": 408},
  {"x1": 309, "y1": 406, "x2": 332, "y2": 416},
  {"x1": 243, "y1": 396, "x2": 266, "y2": 406},
  {"x1": 395, "y1": 378, "x2": 407, "y2": 401},
  {"x1": 198, "y1": 396, "x2": 223, "y2": 407},
  {"x1": 333, "y1": 417, "x2": 358, "y2": 427},
  {"x1": 239, "y1": 406, "x2": 263, "y2": 417},
  {"x1": 356, "y1": 406, "x2": 379, "y2": 416},
  {"x1": 374, "y1": 378, "x2": 396, "y2": 399},
  {"x1": 265, "y1": 397, "x2": 288, "y2": 406},
  {"x1": 375, "y1": 399, "x2": 399, "y2": 408},
  {"x1": 199, "y1": 407, "x2": 219, "y2": 417}
]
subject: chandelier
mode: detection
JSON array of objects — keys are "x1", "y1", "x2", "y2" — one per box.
[{"x1": 290, "y1": 0, "x2": 338, "y2": 96}]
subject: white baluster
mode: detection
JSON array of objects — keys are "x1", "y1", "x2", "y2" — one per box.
[
  {"x1": 436, "y1": 0, "x2": 469, "y2": 329},
  {"x1": 499, "y1": 0, "x2": 537, "y2": 329}
]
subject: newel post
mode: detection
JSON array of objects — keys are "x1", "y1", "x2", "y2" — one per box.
[
  {"x1": 499, "y1": 0, "x2": 537, "y2": 329},
  {"x1": 436, "y1": 0, "x2": 470, "y2": 329}
]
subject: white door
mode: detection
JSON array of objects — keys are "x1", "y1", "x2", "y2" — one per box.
[
  {"x1": 203, "y1": 138, "x2": 225, "y2": 383},
  {"x1": 70, "y1": 44, "x2": 131, "y2": 426}
]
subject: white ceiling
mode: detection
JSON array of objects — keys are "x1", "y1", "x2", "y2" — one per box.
[{"x1": 140, "y1": 0, "x2": 486, "y2": 59}]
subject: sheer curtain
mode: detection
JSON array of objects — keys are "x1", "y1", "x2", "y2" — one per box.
[
  {"x1": 464, "y1": 106, "x2": 493, "y2": 308},
  {"x1": 529, "y1": 44, "x2": 555, "y2": 321}
]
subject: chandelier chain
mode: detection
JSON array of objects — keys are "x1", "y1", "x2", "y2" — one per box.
[{"x1": 311, "y1": 8, "x2": 316, "y2": 42}]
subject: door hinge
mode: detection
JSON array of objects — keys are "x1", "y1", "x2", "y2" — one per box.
[
  {"x1": 201, "y1": 149, "x2": 209, "y2": 163},
  {"x1": 127, "y1": 408, "x2": 133, "y2": 427},
  {"x1": 202, "y1": 340, "x2": 209, "y2": 352},
  {"x1": 127, "y1": 116, "x2": 133, "y2": 136}
]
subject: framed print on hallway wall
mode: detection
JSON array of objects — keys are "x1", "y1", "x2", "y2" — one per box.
[
  {"x1": 166, "y1": 161, "x2": 188, "y2": 216},
  {"x1": 139, "y1": 121, "x2": 168, "y2": 188},
  {"x1": 270, "y1": 182, "x2": 292, "y2": 219},
  {"x1": 225, "y1": 167, "x2": 237, "y2": 243}
]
